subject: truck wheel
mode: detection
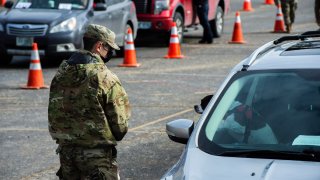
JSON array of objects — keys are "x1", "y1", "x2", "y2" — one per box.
[
  {"x1": 0, "y1": 54, "x2": 13, "y2": 66},
  {"x1": 166, "y1": 12, "x2": 184, "y2": 44},
  {"x1": 116, "y1": 24, "x2": 132, "y2": 57},
  {"x1": 174, "y1": 12, "x2": 184, "y2": 43},
  {"x1": 210, "y1": 6, "x2": 224, "y2": 38}
]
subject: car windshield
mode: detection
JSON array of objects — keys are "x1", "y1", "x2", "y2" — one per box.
[
  {"x1": 198, "y1": 70, "x2": 320, "y2": 161},
  {"x1": 14, "y1": 0, "x2": 88, "y2": 10}
]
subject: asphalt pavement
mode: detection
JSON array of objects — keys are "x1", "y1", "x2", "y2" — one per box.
[{"x1": 0, "y1": 0, "x2": 318, "y2": 179}]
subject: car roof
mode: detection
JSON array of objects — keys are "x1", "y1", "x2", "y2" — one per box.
[{"x1": 240, "y1": 31, "x2": 320, "y2": 71}]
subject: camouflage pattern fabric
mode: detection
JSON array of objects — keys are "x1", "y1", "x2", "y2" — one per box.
[
  {"x1": 275, "y1": 0, "x2": 298, "y2": 26},
  {"x1": 56, "y1": 146, "x2": 119, "y2": 180},
  {"x1": 48, "y1": 50, "x2": 130, "y2": 147},
  {"x1": 48, "y1": 50, "x2": 130, "y2": 179},
  {"x1": 84, "y1": 24, "x2": 120, "y2": 50}
]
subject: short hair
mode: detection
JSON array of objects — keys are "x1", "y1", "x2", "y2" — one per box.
[{"x1": 83, "y1": 36, "x2": 98, "y2": 51}]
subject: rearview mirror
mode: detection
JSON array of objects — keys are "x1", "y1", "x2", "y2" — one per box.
[
  {"x1": 166, "y1": 119, "x2": 194, "y2": 144},
  {"x1": 194, "y1": 94, "x2": 213, "y2": 114},
  {"x1": 94, "y1": 3, "x2": 107, "y2": 11}
]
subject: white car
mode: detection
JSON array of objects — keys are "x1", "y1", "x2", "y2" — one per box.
[{"x1": 162, "y1": 31, "x2": 320, "y2": 180}]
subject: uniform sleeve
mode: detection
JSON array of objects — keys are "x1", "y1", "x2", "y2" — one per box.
[{"x1": 104, "y1": 82, "x2": 131, "y2": 141}]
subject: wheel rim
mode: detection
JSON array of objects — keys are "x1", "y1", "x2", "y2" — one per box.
[
  {"x1": 125, "y1": 25, "x2": 132, "y2": 44},
  {"x1": 216, "y1": 11, "x2": 223, "y2": 35},
  {"x1": 175, "y1": 18, "x2": 183, "y2": 41}
]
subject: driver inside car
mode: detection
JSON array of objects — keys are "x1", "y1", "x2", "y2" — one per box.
[{"x1": 217, "y1": 101, "x2": 278, "y2": 144}]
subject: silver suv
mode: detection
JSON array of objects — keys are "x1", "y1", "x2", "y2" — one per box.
[{"x1": 162, "y1": 31, "x2": 320, "y2": 180}]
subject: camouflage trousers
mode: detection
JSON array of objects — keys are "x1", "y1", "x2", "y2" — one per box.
[
  {"x1": 56, "y1": 145, "x2": 119, "y2": 180},
  {"x1": 280, "y1": 0, "x2": 298, "y2": 26}
]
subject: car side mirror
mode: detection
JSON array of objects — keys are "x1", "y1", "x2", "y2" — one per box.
[
  {"x1": 194, "y1": 94, "x2": 213, "y2": 114},
  {"x1": 4, "y1": 1, "x2": 14, "y2": 9},
  {"x1": 166, "y1": 119, "x2": 194, "y2": 144},
  {"x1": 94, "y1": 3, "x2": 107, "y2": 11}
]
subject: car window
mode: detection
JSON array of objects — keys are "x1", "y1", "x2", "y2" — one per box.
[
  {"x1": 15, "y1": 0, "x2": 89, "y2": 10},
  {"x1": 199, "y1": 70, "x2": 320, "y2": 155}
]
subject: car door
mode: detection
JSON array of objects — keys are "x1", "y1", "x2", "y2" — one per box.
[
  {"x1": 181, "y1": 0, "x2": 194, "y2": 26},
  {"x1": 90, "y1": 0, "x2": 126, "y2": 44},
  {"x1": 91, "y1": 0, "x2": 111, "y2": 28},
  {"x1": 106, "y1": 0, "x2": 127, "y2": 44}
]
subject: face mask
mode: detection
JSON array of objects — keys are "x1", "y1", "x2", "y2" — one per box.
[{"x1": 100, "y1": 49, "x2": 114, "y2": 63}]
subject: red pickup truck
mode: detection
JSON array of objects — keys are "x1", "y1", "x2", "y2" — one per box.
[{"x1": 133, "y1": 0, "x2": 230, "y2": 43}]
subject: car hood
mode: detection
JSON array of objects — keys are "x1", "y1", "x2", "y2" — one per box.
[
  {"x1": 0, "y1": 9, "x2": 82, "y2": 24},
  {"x1": 182, "y1": 148, "x2": 320, "y2": 180}
]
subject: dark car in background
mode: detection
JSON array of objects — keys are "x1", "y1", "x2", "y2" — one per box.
[{"x1": 0, "y1": 0, "x2": 138, "y2": 65}]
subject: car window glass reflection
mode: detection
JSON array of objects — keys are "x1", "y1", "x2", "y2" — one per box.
[{"x1": 200, "y1": 70, "x2": 320, "y2": 154}]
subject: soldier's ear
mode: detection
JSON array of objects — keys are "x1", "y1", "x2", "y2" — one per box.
[{"x1": 92, "y1": 41, "x2": 103, "y2": 54}]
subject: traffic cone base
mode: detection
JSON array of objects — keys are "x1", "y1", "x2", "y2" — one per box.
[
  {"x1": 229, "y1": 41, "x2": 246, "y2": 44},
  {"x1": 21, "y1": 85, "x2": 49, "y2": 89},
  {"x1": 229, "y1": 11, "x2": 246, "y2": 44},
  {"x1": 119, "y1": 28, "x2": 140, "y2": 67},
  {"x1": 21, "y1": 43, "x2": 48, "y2": 90},
  {"x1": 264, "y1": 0, "x2": 274, "y2": 5},
  {"x1": 164, "y1": 55, "x2": 184, "y2": 59},
  {"x1": 164, "y1": 22, "x2": 184, "y2": 59},
  {"x1": 164, "y1": 43, "x2": 184, "y2": 58}
]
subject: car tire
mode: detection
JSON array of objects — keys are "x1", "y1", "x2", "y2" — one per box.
[
  {"x1": 166, "y1": 12, "x2": 184, "y2": 44},
  {"x1": 0, "y1": 54, "x2": 13, "y2": 66},
  {"x1": 210, "y1": 6, "x2": 224, "y2": 38},
  {"x1": 116, "y1": 24, "x2": 132, "y2": 57}
]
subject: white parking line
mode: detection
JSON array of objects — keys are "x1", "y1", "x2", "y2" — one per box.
[
  {"x1": 0, "y1": 109, "x2": 193, "y2": 133},
  {"x1": 129, "y1": 108, "x2": 193, "y2": 132}
]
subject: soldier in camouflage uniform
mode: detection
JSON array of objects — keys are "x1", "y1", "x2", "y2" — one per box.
[
  {"x1": 275, "y1": 0, "x2": 298, "y2": 33},
  {"x1": 48, "y1": 24, "x2": 131, "y2": 180}
]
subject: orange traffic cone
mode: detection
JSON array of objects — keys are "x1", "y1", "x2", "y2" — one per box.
[
  {"x1": 273, "y1": 4, "x2": 286, "y2": 33},
  {"x1": 119, "y1": 27, "x2": 140, "y2": 67},
  {"x1": 242, "y1": 0, "x2": 254, "y2": 11},
  {"x1": 21, "y1": 43, "x2": 48, "y2": 89},
  {"x1": 229, "y1": 11, "x2": 246, "y2": 44},
  {"x1": 264, "y1": 0, "x2": 274, "y2": 5},
  {"x1": 164, "y1": 22, "x2": 184, "y2": 59}
]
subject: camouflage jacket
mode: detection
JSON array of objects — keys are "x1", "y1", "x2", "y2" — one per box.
[{"x1": 48, "y1": 50, "x2": 131, "y2": 148}]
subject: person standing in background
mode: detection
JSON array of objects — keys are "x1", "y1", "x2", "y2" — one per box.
[
  {"x1": 195, "y1": 0, "x2": 213, "y2": 44},
  {"x1": 275, "y1": 0, "x2": 298, "y2": 33},
  {"x1": 315, "y1": 0, "x2": 320, "y2": 29}
]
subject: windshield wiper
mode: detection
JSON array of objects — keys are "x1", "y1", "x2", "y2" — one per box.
[{"x1": 218, "y1": 150, "x2": 319, "y2": 161}]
